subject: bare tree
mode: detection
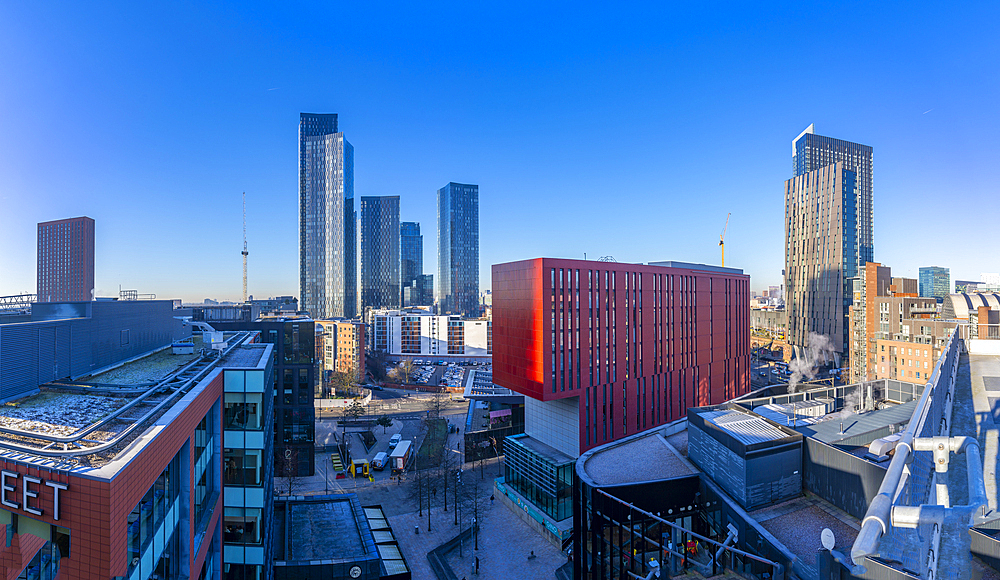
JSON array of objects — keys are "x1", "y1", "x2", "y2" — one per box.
[
  {"x1": 407, "y1": 420, "x2": 440, "y2": 531},
  {"x1": 455, "y1": 472, "x2": 490, "y2": 553},
  {"x1": 329, "y1": 371, "x2": 354, "y2": 398},
  {"x1": 398, "y1": 357, "x2": 415, "y2": 382},
  {"x1": 280, "y1": 446, "x2": 301, "y2": 496},
  {"x1": 437, "y1": 438, "x2": 462, "y2": 514},
  {"x1": 423, "y1": 391, "x2": 449, "y2": 419}
]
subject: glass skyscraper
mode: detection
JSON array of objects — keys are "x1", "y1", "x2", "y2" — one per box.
[
  {"x1": 359, "y1": 196, "x2": 400, "y2": 312},
  {"x1": 401, "y1": 222, "x2": 422, "y2": 291},
  {"x1": 437, "y1": 182, "x2": 479, "y2": 317},
  {"x1": 299, "y1": 113, "x2": 356, "y2": 319},
  {"x1": 919, "y1": 266, "x2": 950, "y2": 303}
]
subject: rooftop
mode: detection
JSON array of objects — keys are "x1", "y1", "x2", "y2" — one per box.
[
  {"x1": 787, "y1": 400, "x2": 916, "y2": 446},
  {"x1": 698, "y1": 408, "x2": 791, "y2": 445},
  {"x1": 275, "y1": 495, "x2": 379, "y2": 567},
  {"x1": 84, "y1": 335, "x2": 208, "y2": 384},
  {"x1": 647, "y1": 260, "x2": 745, "y2": 275},
  {"x1": 0, "y1": 331, "x2": 265, "y2": 468},
  {"x1": 509, "y1": 434, "x2": 575, "y2": 466},
  {"x1": 580, "y1": 424, "x2": 697, "y2": 487}
]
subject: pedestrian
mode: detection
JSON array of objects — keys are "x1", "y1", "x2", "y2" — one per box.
[
  {"x1": 490, "y1": 494, "x2": 494, "y2": 504},
  {"x1": 528, "y1": 550, "x2": 536, "y2": 560},
  {"x1": 475, "y1": 556, "x2": 480, "y2": 574}
]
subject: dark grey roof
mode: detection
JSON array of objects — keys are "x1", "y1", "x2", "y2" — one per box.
[
  {"x1": 647, "y1": 261, "x2": 744, "y2": 275},
  {"x1": 787, "y1": 400, "x2": 917, "y2": 445}
]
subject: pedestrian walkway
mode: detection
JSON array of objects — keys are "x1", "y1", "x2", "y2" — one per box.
[{"x1": 388, "y1": 484, "x2": 566, "y2": 580}]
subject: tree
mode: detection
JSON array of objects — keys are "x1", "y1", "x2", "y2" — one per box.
[
  {"x1": 329, "y1": 371, "x2": 354, "y2": 398},
  {"x1": 398, "y1": 358, "x2": 415, "y2": 382},
  {"x1": 437, "y1": 436, "x2": 462, "y2": 514},
  {"x1": 280, "y1": 446, "x2": 301, "y2": 496},
  {"x1": 455, "y1": 472, "x2": 490, "y2": 554},
  {"x1": 407, "y1": 420, "x2": 438, "y2": 530},
  {"x1": 424, "y1": 392, "x2": 449, "y2": 419},
  {"x1": 342, "y1": 401, "x2": 365, "y2": 437},
  {"x1": 375, "y1": 415, "x2": 393, "y2": 434}
]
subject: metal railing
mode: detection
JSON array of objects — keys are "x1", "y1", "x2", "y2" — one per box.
[
  {"x1": 0, "y1": 293, "x2": 36, "y2": 313},
  {"x1": 0, "y1": 332, "x2": 253, "y2": 458},
  {"x1": 850, "y1": 326, "x2": 986, "y2": 579},
  {"x1": 594, "y1": 489, "x2": 784, "y2": 580}
]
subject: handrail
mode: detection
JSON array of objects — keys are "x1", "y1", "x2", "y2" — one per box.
[
  {"x1": 850, "y1": 327, "x2": 960, "y2": 566},
  {"x1": 594, "y1": 488, "x2": 783, "y2": 572}
]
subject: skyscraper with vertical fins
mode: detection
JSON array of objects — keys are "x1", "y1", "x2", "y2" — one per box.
[
  {"x1": 299, "y1": 113, "x2": 356, "y2": 319},
  {"x1": 785, "y1": 125, "x2": 873, "y2": 365}
]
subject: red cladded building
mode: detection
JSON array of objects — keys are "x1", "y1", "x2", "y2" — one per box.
[{"x1": 493, "y1": 258, "x2": 751, "y2": 454}]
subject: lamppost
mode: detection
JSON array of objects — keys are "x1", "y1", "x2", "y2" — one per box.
[{"x1": 455, "y1": 468, "x2": 462, "y2": 524}]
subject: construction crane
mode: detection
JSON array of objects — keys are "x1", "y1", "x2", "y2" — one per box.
[
  {"x1": 719, "y1": 213, "x2": 730, "y2": 267},
  {"x1": 242, "y1": 192, "x2": 248, "y2": 303}
]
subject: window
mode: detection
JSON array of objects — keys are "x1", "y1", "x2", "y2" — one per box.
[
  {"x1": 224, "y1": 393, "x2": 262, "y2": 430},
  {"x1": 224, "y1": 449, "x2": 263, "y2": 486},
  {"x1": 223, "y1": 507, "x2": 262, "y2": 545},
  {"x1": 127, "y1": 450, "x2": 181, "y2": 577}
]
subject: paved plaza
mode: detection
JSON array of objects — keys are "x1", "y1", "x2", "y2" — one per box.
[{"x1": 389, "y1": 491, "x2": 568, "y2": 580}]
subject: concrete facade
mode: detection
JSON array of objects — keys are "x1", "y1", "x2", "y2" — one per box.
[{"x1": 524, "y1": 396, "x2": 580, "y2": 458}]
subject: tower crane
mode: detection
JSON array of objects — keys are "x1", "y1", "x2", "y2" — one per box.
[
  {"x1": 242, "y1": 192, "x2": 248, "y2": 303},
  {"x1": 719, "y1": 213, "x2": 730, "y2": 267}
]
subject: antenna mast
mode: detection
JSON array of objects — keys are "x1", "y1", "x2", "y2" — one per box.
[
  {"x1": 719, "y1": 212, "x2": 731, "y2": 267},
  {"x1": 242, "y1": 192, "x2": 248, "y2": 303}
]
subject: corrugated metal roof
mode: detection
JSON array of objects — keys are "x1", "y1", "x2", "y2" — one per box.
[
  {"x1": 753, "y1": 405, "x2": 824, "y2": 426},
  {"x1": 791, "y1": 400, "x2": 917, "y2": 444},
  {"x1": 701, "y1": 409, "x2": 790, "y2": 445}
]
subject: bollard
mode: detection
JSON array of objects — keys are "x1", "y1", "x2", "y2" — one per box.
[{"x1": 415, "y1": 525, "x2": 419, "y2": 535}]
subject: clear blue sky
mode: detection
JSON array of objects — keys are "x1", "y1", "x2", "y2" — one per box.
[{"x1": 1, "y1": 2, "x2": 997, "y2": 303}]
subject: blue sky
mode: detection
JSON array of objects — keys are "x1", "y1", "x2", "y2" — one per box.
[{"x1": 1, "y1": 2, "x2": 997, "y2": 302}]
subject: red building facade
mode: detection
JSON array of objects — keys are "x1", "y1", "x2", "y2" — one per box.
[
  {"x1": 493, "y1": 258, "x2": 751, "y2": 452},
  {"x1": 37, "y1": 216, "x2": 95, "y2": 303}
]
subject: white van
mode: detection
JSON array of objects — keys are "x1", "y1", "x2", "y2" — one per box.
[
  {"x1": 388, "y1": 434, "x2": 402, "y2": 449},
  {"x1": 372, "y1": 452, "x2": 388, "y2": 471}
]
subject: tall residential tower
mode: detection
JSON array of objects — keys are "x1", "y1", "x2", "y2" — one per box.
[
  {"x1": 299, "y1": 113, "x2": 356, "y2": 319},
  {"x1": 785, "y1": 125, "x2": 873, "y2": 365},
  {"x1": 359, "y1": 196, "x2": 400, "y2": 312},
  {"x1": 37, "y1": 216, "x2": 95, "y2": 303},
  {"x1": 400, "y1": 222, "x2": 422, "y2": 292},
  {"x1": 437, "y1": 182, "x2": 479, "y2": 317}
]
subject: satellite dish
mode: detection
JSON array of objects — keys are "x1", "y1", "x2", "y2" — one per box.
[{"x1": 821, "y1": 528, "x2": 835, "y2": 551}]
